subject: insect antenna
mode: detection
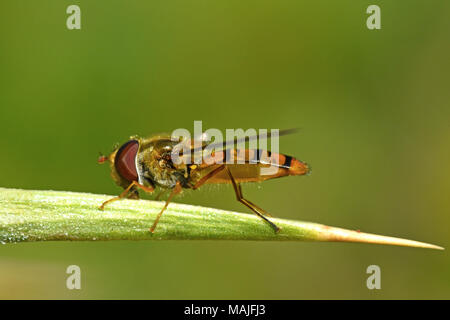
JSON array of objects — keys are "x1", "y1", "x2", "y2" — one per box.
[{"x1": 98, "y1": 152, "x2": 108, "y2": 164}]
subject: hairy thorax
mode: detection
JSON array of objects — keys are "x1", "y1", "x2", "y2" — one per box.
[{"x1": 138, "y1": 144, "x2": 186, "y2": 189}]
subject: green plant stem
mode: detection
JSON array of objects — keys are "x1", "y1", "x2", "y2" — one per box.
[{"x1": 0, "y1": 187, "x2": 443, "y2": 249}]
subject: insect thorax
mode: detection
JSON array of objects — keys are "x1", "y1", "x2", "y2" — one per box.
[{"x1": 137, "y1": 141, "x2": 188, "y2": 189}]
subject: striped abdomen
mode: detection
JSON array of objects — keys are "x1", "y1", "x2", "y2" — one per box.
[{"x1": 200, "y1": 149, "x2": 310, "y2": 184}]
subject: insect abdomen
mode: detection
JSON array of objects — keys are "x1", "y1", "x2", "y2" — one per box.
[
  {"x1": 248, "y1": 149, "x2": 310, "y2": 177},
  {"x1": 203, "y1": 149, "x2": 310, "y2": 183}
]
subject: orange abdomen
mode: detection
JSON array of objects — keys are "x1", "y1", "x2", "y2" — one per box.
[{"x1": 203, "y1": 149, "x2": 310, "y2": 184}]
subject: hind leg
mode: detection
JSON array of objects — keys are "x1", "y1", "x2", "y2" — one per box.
[{"x1": 225, "y1": 166, "x2": 280, "y2": 232}]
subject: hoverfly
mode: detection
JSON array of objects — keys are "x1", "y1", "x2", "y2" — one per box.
[{"x1": 98, "y1": 129, "x2": 310, "y2": 233}]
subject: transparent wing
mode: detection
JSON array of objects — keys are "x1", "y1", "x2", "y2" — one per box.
[{"x1": 175, "y1": 128, "x2": 299, "y2": 157}]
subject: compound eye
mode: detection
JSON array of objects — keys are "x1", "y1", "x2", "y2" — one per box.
[{"x1": 114, "y1": 140, "x2": 139, "y2": 182}]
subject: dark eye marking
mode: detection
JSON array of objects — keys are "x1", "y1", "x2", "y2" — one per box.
[{"x1": 115, "y1": 140, "x2": 139, "y2": 182}]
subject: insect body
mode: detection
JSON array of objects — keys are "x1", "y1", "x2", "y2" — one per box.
[{"x1": 98, "y1": 131, "x2": 310, "y2": 233}]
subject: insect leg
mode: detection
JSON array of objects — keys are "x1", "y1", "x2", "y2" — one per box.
[
  {"x1": 150, "y1": 181, "x2": 182, "y2": 233},
  {"x1": 225, "y1": 166, "x2": 280, "y2": 233},
  {"x1": 154, "y1": 189, "x2": 168, "y2": 201},
  {"x1": 99, "y1": 181, "x2": 154, "y2": 210},
  {"x1": 192, "y1": 165, "x2": 226, "y2": 190},
  {"x1": 127, "y1": 188, "x2": 140, "y2": 200},
  {"x1": 236, "y1": 183, "x2": 272, "y2": 217}
]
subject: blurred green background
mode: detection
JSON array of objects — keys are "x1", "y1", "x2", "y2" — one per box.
[{"x1": 0, "y1": 0, "x2": 449, "y2": 299}]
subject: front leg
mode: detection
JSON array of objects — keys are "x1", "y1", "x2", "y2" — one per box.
[{"x1": 99, "y1": 181, "x2": 154, "y2": 210}]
